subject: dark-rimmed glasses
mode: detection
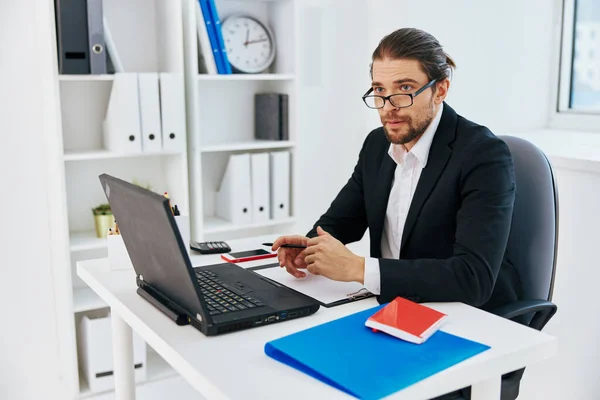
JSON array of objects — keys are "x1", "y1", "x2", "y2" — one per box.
[{"x1": 362, "y1": 79, "x2": 437, "y2": 109}]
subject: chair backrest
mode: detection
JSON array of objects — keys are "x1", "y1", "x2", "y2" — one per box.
[{"x1": 499, "y1": 136, "x2": 559, "y2": 302}]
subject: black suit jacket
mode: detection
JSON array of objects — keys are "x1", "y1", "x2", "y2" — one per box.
[{"x1": 307, "y1": 103, "x2": 522, "y2": 312}]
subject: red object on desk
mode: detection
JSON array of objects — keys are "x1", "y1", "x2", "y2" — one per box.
[
  {"x1": 220, "y1": 252, "x2": 277, "y2": 263},
  {"x1": 365, "y1": 296, "x2": 448, "y2": 344}
]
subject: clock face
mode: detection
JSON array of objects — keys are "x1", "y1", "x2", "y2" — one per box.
[{"x1": 222, "y1": 15, "x2": 276, "y2": 73}]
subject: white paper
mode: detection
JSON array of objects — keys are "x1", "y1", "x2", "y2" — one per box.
[{"x1": 255, "y1": 266, "x2": 370, "y2": 305}]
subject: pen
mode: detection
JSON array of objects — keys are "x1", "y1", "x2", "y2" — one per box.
[
  {"x1": 262, "y1": 242, "x2": 307, "y2": 249},
  {"x1": 164, "y1": 192, "x2": 173, "y2": 215},
  {"x1": 173, "y1": 204, "x2": 180, "y2": 216}
]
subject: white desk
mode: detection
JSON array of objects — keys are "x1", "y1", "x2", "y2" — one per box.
[{"x1": 77, "y1": 235, "x2": 557, "y2": 400}]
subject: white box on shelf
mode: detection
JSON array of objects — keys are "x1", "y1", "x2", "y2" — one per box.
[
  {"x1": 216, "y1": 153, "x2": 253, "y2": 225},
  {"x1": 269, "y1": 151, "x2": 290, "y2": 219},
  {"x1": 103, "y1": 73, "x2": 143, "y2": 154},
  {"x1": 107, "y1": 233, "x2": 133, "y2": 271},
  {"x1": 159, "y1": 73, "x2": 186, "y2": 152},
  {"x1": 78, "y1": 311, "x2": 147, "y2": 393}
]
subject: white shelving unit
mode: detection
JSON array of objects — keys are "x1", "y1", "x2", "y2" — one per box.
[
  {"x1": 78, "y1": 347, "x2": 178, "y2": 398},
  {"x1": 196, "y1": 73, "x2": 296, "y2": 81},
  {"x1": 183, "y1": 0, "x2": 300, "y2": 242},
  {"x1": 52, "y1": 0, "x2": 190, "y2": 397},
  {"x1": 72, "y1": 287, "x2": 106, "y2": 313},
  {"x1": 59, "y1": 75, "x2": 115, "y2": 82}
]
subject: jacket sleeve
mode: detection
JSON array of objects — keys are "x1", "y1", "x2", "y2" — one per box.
[
  {"x1": 306, "y1": 134, "x2": 371, "y2": 243},
  {"x1": 378, "y1": 136, "x2": 516, "y2": 307}
]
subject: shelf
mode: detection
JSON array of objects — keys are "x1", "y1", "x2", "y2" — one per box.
[
  {"x1": 201, "y1": 140, "x2": 296, "y2": 153},
  {"x1": 59, "y1": 75, "x2": 115, "y2": 82},
  {"x1": 70, "y1": 231, "x2": 106, "y2": 252},
  {"x1": 73, "y1": 287, "x2": 107, "y2": 313},
  {"x1": 64, "y1": 150, "x2": 183, "y2": 162},
  {"x1": 197, "y1": 73, "x2": 295, "y2": 81},
  {"x1": 203, "y1": 216, "x2": 296, "y2": 234},
  {"x1": 79, "y1": 348, "x2": 178, "y2": 398}
]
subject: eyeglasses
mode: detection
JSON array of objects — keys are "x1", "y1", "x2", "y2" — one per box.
[{"x1": 362, "y1": 80, "x2": 437, "y2": 109}]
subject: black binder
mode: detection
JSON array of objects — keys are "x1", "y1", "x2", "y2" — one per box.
[{"x1": 54, "y1": 0, "x2": 91, "y2": 74}]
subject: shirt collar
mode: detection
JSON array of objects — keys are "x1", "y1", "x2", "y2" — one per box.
[{"x1": 387, "y1": 102, "x2": 444, "y2": 168}]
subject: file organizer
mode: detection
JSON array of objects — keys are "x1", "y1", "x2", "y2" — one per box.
[
  {"x1": 269, "y1": 151, "x2": 290, "y2": 219},
  {"x1": 137, "y1": 73, "x2": 163, "y2": 152},
  {"x1": 216, "y1": 153, "x2": 253, "y2": 225},
  {"x1": 265, "y1": 304, "x2": 490, "y2": 400},
  {"x1": 159, "y1": 73, "x2": 187, "y2": 152},
  {"x1": 103, "y1": 73, "x2": 143, "y2": 154},
  {"x1": 250, "y1": 153, "x2": 271, "y2": 223},
  {"x1": 78, "y1": 311, "x2": 146, "y2": 392}
]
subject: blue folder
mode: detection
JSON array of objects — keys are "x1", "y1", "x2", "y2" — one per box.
[
  {"x1": 265, "y1": 304, "x2": 490, "y2": 400},
  {"x1": 198, "y1": 0, "x2": 225, "y2": 74}
]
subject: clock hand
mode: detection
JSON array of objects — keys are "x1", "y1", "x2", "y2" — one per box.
[
  {"x1": 244, "y1": 28, "x2": 249, "y2": 47},
  {"x1": 246, "y1": 38, "x2": 268, "y2": 45}
]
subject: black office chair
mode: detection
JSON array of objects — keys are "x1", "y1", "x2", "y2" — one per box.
[
  {"x1": 492, "y1": 136, "x2": 559, "y2": 399},
  {"x1": 451, "y1": 136, "x2": 560, "y2": 400}
]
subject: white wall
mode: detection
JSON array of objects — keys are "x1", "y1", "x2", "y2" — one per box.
[
  {"x1": 294, "y1": 0, "x2": 371, "y2": 235},
  {"x1": 0, "y1": 1, "x2": 74, "y2": 399},
  {"x1": 366, "y1": 0, "x2": 558, "y2": 134},
  {"x1": 515, "y1": 163, "x2": 600, "y2": 400}
]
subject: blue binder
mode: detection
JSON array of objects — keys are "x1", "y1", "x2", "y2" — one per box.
[
  {"x1": 197, "y1": 0, "x2": 225, "y2": 74},
  {"x1": 265, "y1": 304, "x2": 490, "y2": 400},
  {"x1": 206, "y1": 0, "x2": 232, "y2": 74}
]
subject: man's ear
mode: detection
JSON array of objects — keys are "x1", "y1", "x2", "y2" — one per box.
[{"x1": 434, "y1": 78, "x2": 450, "y2": 104}]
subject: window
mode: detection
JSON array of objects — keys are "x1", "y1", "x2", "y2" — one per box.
[{"x1": 558, "y1": 0, "x2": 600, "y2": 113}]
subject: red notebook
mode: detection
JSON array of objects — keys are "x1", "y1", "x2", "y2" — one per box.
[{"x1": 365, "y1": 297, "x2": 447, "y2": 344}]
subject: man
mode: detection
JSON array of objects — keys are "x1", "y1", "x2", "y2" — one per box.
[{"x1": 272, "y1": 28, "x2": 521, "y2": 400}]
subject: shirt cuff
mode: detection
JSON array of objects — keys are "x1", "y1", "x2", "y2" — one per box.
[{"x1": 363, "y1": 257, "x2": 381, "y2": 295}]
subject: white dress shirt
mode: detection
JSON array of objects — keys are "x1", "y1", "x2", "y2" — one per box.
[{"x1": 363, "y1": 103, "x2": 444, "y2": 295}]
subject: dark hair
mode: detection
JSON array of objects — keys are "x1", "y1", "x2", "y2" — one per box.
[{"x1": 370, "y1": 28, "x2": 456, "y2": 83}]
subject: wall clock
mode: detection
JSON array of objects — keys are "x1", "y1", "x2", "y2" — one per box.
[{"x1": 221, "y1": 14, "x2": 276, "y2": 74}]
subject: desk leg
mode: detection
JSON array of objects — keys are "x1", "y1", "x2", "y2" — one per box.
[
  {"x1": 111, "y1": 312, "x2": 136, "y2": 400},
  {"x1": 471, "y1": 376, "x2": 501, "y2": 400}
]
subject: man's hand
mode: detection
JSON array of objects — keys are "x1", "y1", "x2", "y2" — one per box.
[
  {"x1": 304, "y1": 226, "x2": 365, "y2": 283},
  {"x1": 271, "y1": 235, "x2": 309, "y2": 278}
]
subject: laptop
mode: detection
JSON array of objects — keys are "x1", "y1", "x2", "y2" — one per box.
[{"x1": 99, "y1": 173, "x2": 320, "y2": 336}]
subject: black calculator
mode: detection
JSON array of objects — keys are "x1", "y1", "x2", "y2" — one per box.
[{"x1": 189, "y1": 240, "x2": 231, "y2": 254}]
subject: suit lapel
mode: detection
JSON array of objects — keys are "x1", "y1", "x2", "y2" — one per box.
[
  {"x1": 370, "y1": 155, "x2": 396, "y2": 258},
  {"x1": 400, "y1": 103, "x2": 457, "y2": 252}
]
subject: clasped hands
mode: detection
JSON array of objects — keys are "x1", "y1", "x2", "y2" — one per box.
[{"x1": 271, "y1": 226, "x2": 365, "y2": 284}]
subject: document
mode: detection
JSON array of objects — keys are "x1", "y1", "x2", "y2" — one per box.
[{"x1": 255, "y1": 265, "x2": 370, "y2": 306}]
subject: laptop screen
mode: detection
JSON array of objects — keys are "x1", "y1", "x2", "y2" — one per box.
[{"x1": 99, "y1": 173, "x2": 204, "y2": 316}]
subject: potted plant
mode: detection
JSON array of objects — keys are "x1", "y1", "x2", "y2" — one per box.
[{"x1": 92, "y1": 203, "x2": 116, "y2": 238}]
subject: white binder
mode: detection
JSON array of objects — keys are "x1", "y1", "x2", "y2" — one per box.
[
  {"x1": 216, "y1": 153, "x2": 253, "y2": 225},
  {"x1": 250, "y1": 153, "x2": 271, "y2": 223},
  {"x1": 159, "y1": 73, "x2": 186, "y2": 152},
  {"x1": 103, "y1": 73, "x2": 142, "y2": 154},
  {"x1": 270, "y1": 151, "x2": 290, "y2": 219},
  {"x1": 137, "y1": 73, "x2": 162, "y2": 152}
]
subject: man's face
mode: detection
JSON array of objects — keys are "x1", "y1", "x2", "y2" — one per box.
[{"x1": 371, "y1": 58, "x2": 437, "y2": 146}]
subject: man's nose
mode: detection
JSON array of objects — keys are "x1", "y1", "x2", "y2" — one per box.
[{"x1": 382, "y1": 98, "x2": 398, "y2": 112}]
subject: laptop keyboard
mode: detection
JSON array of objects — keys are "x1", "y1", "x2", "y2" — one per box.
[{"x1": 195, "y1": 270, "x2": 265, "y2": 316}]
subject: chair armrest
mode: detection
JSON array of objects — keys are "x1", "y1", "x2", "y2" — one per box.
[{"x1": 491, "y1": 299, "x2": 557, "y2": 331}]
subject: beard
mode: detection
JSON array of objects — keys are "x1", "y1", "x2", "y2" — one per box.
[{"x1": 383, "y1": 100, "x2": 435, "y2": 145}]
